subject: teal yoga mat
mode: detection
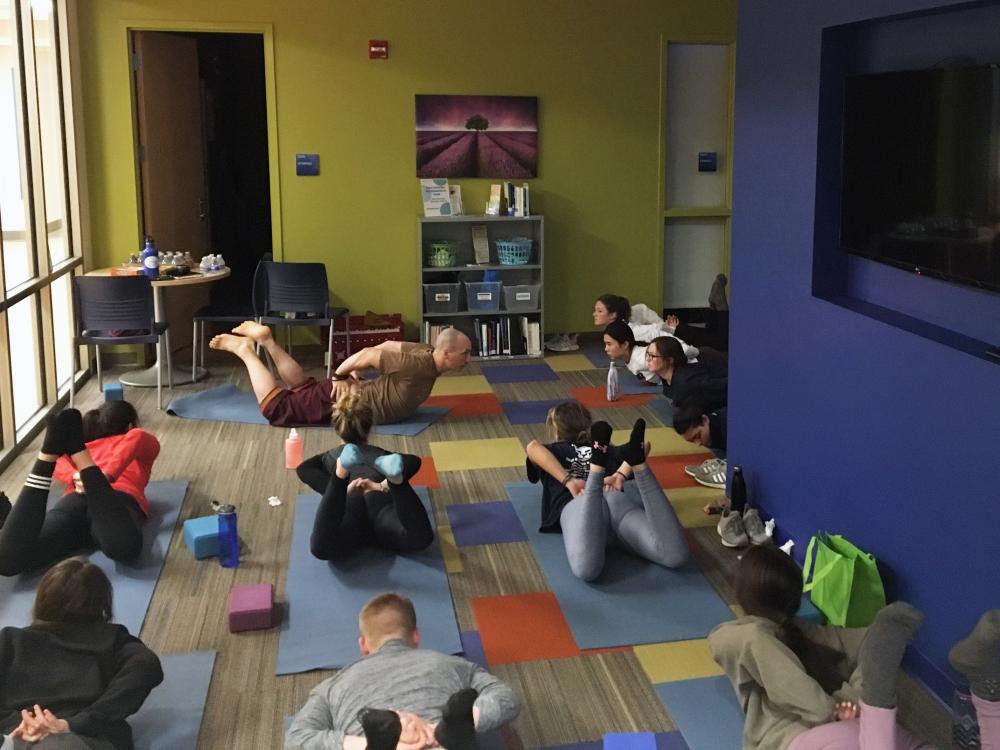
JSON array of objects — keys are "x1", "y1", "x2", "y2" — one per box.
[
  {"x1": 276, "y1": 487, "x2": 462, "y2": 674},
  {"x1": 132, "y1": 650, "x2": 216, "y2": 750},
  {"x1": 0, "y1": 480, "x2": 187, "y2": 635},
  {"x1": 506, "y1": 481, "x2": 733, "y2": 649},
  {"x1": 166, "y1": 384, "x2": 449, "y2": 436},
  {"x1": 653, "y1": 677, "x2": 744, "y2": 750}
]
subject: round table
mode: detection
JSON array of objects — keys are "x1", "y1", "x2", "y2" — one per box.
[{"x1": 87, "y1": 267, "x2": 230, "y2": 386}]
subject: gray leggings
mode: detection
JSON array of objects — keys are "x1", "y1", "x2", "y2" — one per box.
[
  {"x1": 560, "y1": 465, "x2": 689, "y2": 581},
  {"x1": 3, "y1": 735, "x2": 114, "y2": 750}
]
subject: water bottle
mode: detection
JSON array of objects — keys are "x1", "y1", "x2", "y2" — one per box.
[
  {"x1": 607, "y1": 361, "x2": 620, "y2": 402},
  {"x1": 200, "y1": 254, "x2": 213, "y2": 272},
  {"x1": 730, "y1": 465, "x2": 747, "y2": 514},
  {"x1": 285, "y1": 428, "x2": 302, "y2": 469},
  {"x1": 140, "y1": 237, "x2": 160, "y2": 279},
  {"x1": 216, "y1": 504, "x2": 239, "y2": 568},
  {"x1": 215, "y1": 255, "x2": 226, "y2": 269}
]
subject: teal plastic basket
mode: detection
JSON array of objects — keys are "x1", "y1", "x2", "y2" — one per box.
[{"x1": 496, "y1": 238, "x2": 532, "y2": 265}]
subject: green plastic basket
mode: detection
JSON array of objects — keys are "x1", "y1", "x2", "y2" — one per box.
[{"x1": 426, "y1": 241, "x2": 457, "y2": 267}]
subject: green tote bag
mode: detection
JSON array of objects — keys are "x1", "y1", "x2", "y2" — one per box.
[{"x1": 802, "y1": 532, "x2": 886, "y2": 627}]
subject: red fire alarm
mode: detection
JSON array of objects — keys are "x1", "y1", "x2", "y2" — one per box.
[{"x1": 369, "y1": 40, "x2": 388, "y2": 59}]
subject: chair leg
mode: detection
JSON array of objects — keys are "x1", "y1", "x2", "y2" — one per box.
[
  {"x1": 95, "y1": 346, "x2": 103, "y2": 393},
  {"x1": 156, "y1": 337, "x2": 163, "y2": 410},
  {"x1": 192, "y1": 319, "x2": 198, "y2": 382},
  {"x1": 326, "y1": 322, "x2": 334, "y2": 378},
  {"x1": 165, "y1": 331, "x2": 174, "y2": 390}
]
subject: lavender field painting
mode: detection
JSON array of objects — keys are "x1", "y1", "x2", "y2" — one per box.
[{"x1": 416, "y1": 95, "x2": 538, "y2": 178}]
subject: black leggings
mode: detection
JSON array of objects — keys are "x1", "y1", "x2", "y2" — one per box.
[
  {"x1": 297, "y1": 453, "x2": 433, "y2": 560},
  {"x1": 0, "y1": 460, "x2": 144, "y2": 577}
]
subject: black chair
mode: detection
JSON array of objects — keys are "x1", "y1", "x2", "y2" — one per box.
[
  {"x1": 71, "y1": 275, "x2": 173, "y2": 409},
  {"x1": 256, "y1": 261, "x2": 349, "y2": 378},
  {"x1": 191, "y1": 254, "x2": 271, "y2": 381}
]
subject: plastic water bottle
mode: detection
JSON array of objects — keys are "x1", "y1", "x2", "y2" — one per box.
[
  {"x1": 216, "y1": 504, "x2": 239, "y2": 568},
  {"x1": 140, "y1": 237, "x2": 160, "y2": 279},
  {"x1": 285, "y1": 428, "x2": 302, "y2": 469},
  {"x1": 607, "y1": 361, "x2": 620, "y2": 402},
  {"x1": 215, "y1": 255, "x2": 226, "y2": 269},
  {"x1": 200, "y1": 254, "x2": 213, "y2": 272},
  {"x1": 730, "y1": 465, "x2": 747, "y2": 514}
]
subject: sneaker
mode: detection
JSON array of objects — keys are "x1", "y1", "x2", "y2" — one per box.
[
  {"x1": 717, "y1": 509, "x2": 748, "y2": 548},
  {"x1": 545, "y1": 334, "x2": 578, "y2": 352},
  {"x1": 742, "y1": 508, "x2": 771, "y2": 545},
  {"x1": 564, "y1": 333, "x2": 580, "y2": 351},
  {"x1": 684, "y1": 456, "x2": 725, "y2": 478},
  {"x1": 709, "y1": 273, "x2": 729, "y2": 311},
  {"x1": 694, "y1": 460, "x2": 727, "y2": 489}
]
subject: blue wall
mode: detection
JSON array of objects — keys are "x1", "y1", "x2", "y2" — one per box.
[{"x1": 732, "y1": 0, "x2": 1000, "y2": 699}]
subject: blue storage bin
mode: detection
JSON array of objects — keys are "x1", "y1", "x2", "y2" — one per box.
[
  {"x1": 464, "y1": 281, "x2": 502, "y2": 311},
  {"x1": 183, "y1": 515, "x2": 220, "y2": 559}
]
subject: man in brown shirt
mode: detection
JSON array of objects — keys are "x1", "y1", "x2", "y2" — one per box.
[{"x1": 210, "y1": 322, "x2": 472, "y2": 427}]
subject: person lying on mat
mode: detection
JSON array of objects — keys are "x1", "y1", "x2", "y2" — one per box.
[
  {"x1": 710, "y1": 545, "x2": 1000, "y2": 750},
  {"x1": 672, "y1": 399, "x2": 727, "y2": 453},
  {"x1": 0, "y1": 404, "x2": 159, "y2": 577},
  {"x1": 296, "y1": 390, "x2": 434, "y2": 560},
  {"x1": 0, "y1": 557, "x2": 163, "y2": 750},
  {"x1": 285, "y1": 592, "x2": 520, "y2": 750},
  {"x1": 592, "y1": 293, "x2": 700, "y2": 363},
  {"x1": 644, "y1": 335, "x2": 728, "y2": 411},
  {"x1": 524, "y1": 402, "x2": 689, "y2": 581},
  {"x1": 209, "y1": 321, "x2": 472, "y2": 427},
  {"x1": 602, "y1": 320, "x2": 660, "y2": 385}
]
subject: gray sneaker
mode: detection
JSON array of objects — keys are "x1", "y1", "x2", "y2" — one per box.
[
  {"x1": 717, "y1": 509, "x2": 748, "y2": 548},
  {"x1": 684, "y1": 457, "x2": 725, "y2": 478},
  {"x1": 742, "y1": 508, "x2": 771, "y2": 545},
  {"x1": 694, "y1": 461, "x2": 727, "y2": 489}
]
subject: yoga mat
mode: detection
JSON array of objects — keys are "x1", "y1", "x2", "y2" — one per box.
[
  {"x1": 482, "y1": 363, "x2": 559, "y2": 383},
  {"x1": 430, "y1": 375, "x2": 492, "y2": 396},
  {"x1": 166, "y1": 384, "x2": 450, "y2": 435},
  {"x1": 570, "y1": 386, "x2": 655, "y2": 409},
  {"x1": 653, "y1": 677, "x2": 744, "y2": 750},
  {"x1": 506, "y1": 482, "x2": 734, "y2": 649},
  {"x1": 647, "y1": 397, "x2": 673, "y2": 427},
  {"x1": 277, "y1": 486, "x2": 461, "y2": 674},
  {"x1": 582, "y1": 343, "x2": 609, "y2": 368},
  {"x1": 446, "y1": 501, "x2": 528, "y2": 546},
  {"x1": 634, "y1": 639, "x2": 724, "y2": 684},
  {"x1": 547, "y1": 733, "x2": 689, "y2": 750},
  {"x1": 460, "y1": 630, "x2": 489, "y2": 669},
  {"x1": 0, "y1": 480, "x2": 187, "y2": 635},
  {"x1": 471, "y1": 591, "x2": 581, "y2": 665},
  {"x1": 430, "y1": 437, "x2": 526, "y2": 472},
  {"x1": 545, "y1": 353, "x2": 595, "y2": 372},
  {"x1": 132, "y1": 650, "x2": 216, "y2": 750},
  {"x1": 501, "y1": 399, "x2": 563, "y2": 425},
  {"x1": 425, "y1": 392, "x2": 504, "y2": 416},
  {"x1": 618, "y1": 376, "x2": 662, "y2": 396}
]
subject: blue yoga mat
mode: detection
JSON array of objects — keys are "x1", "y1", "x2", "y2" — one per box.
[
  {"x1": 482, "y1": 363, "x2": 559, "y2": 383},
  {"x1": 646, "y1": 397, "x2": 673, "y2": 426},
  {"x1": 167, "y1": 384, "x2": 450, "y2": 436},
  {"x1": 0, "y1": 480, "x2": 187, "y2": 635},
  {"x1": 506, "y1": 482, "x2": 733, "y2": 649},
  {"x1": 501, "y1": 399, "x2": 563, "y2": 425},
  {"x1": 447, "y1": 501, "x2": 528, "y2": 546},
  {"x1": 653, "y1": 677, "x2": 744, "y2": 750},
  {"x1": 132, "y1": 650, "x2": 216, "y2": 750},
  {"x1": 277, "y1": 486, "x2": 462, "y2": 674},
  {"x1": 618, "y1": 376, "x2": 662, "y2": 396}
]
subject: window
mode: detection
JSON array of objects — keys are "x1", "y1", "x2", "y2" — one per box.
[{"x1": 0, "y1": 0, "x2": 82, "y2": 463}]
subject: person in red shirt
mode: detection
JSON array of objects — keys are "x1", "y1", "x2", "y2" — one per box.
[{"x1": 0, "y1": 403, "x2": 160, "y2": 576}]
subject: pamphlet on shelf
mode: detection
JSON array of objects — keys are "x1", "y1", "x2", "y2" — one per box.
[
  {"x1": 486, "y1": 184, "x2": 502, "y2": 216},
  {"x1": 472, "y1": 225, "x2": 490, "y2": 264},
  {"x1": 420, "y1": 178, "x2": 452, "y2": 217},
  {"x1": 448, "y1": 185, "x2": 464, "y2": 215}
]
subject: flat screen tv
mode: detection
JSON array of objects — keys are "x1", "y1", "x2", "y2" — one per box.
[{"x1": 840, "y1": 64, "x2": 1000, "y2": 293}]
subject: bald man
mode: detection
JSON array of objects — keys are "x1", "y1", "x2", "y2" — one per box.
[{"x1": 210, "y1": 322, "x2": 472, "y2": 427}]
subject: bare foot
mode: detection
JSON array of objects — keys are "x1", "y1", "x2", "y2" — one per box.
[
  {"x1": 232, "y1": 320, "x2": 272, "y2": 344},
  {"x1": 209, "y1": 333, "x2": 253, "y2": 355}
]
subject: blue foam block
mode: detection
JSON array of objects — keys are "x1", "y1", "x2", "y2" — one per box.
[
  {"x1": 0, "y1": 480, "x2": 187, "y2": 635},
  {"x1": 653, "y1": 677, "x2": 744, "y2": 750},
  {"x1": 604, "y1": 733, "x2": 657, "y2": 750},
  {"x1": 132, "y1": 650, "x2": 216, "y2": 750},
  {"x1": 103, "y1": 382, "x2": 124, "y2": 401},
  {"x1": 183, "y1": 515, "x2": 220, "y2": 559},
  {"x1": 276, "y1": 486, "x2": 462, "y2": 674},
  {"x1": 506, "y1": 481, "x2": 733, "y2": 649}
]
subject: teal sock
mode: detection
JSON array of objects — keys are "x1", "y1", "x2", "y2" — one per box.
[
  {"x1": 374, "y1": 453, "x2": 404, "y2": 483},
  {"x1": 339, "y1": 444, "x2": 365, "y2": 470}
]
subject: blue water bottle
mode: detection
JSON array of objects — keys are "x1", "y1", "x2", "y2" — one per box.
[
  {"x1": 216, "y1": 503, "x2": 239, "y2": 568},
  {"x1": 140, "y1": 237, "x2": 160, "y2": 279}
]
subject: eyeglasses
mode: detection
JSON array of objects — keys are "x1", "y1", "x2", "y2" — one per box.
[{"x1": 644, "y1": 352, "x2": 663, "y2": 360}]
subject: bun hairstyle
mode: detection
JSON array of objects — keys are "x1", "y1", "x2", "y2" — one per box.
[
  {"x1": 597, "y1": 294, "x2": 631, "y2": 322},
  {"x1": 603, "y1": 320, "x2": 637, "y2": 349},
  {"x1": 736, "y1": 545, "x2": 846, "y2": 694},
  {"x1": 331, "y1": 389, "x2": 373, "y2": 444},
  {"x1": 33, "y1": 557, "x2": 113, "y2": 624},
  {"x1": 545, "y1": 401, "x2": 592, "y2": 444},
  {"x1": 82, "y1": 401, "x2": 139, "y2": 443}
]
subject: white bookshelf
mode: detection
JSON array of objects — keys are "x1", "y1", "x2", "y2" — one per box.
[{"x1": 419, "y1": 215, "x2": 544, "y2": 360}]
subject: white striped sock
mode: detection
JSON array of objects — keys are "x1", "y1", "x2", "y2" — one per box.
[{"x1": 24, "y1": 473, "x2": 52, "y2": 491}]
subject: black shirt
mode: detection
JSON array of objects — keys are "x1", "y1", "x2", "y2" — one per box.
[
  {"x1": 526, "y1": 441, "x2": 622, "y2": 533},
  {"x1": 662, "y1": 359, "x2": 728, "y2": 411},
  {"x1": 709, "y1": 408, "x2": 727, "y2": 451}
]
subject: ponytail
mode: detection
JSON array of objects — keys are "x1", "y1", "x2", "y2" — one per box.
[
  {"x1": 82, "y1": 401, "x2": 139, "y2": 442},
  {"x1": 331, "y1": 390, "x2": 373, "y2": 444}
]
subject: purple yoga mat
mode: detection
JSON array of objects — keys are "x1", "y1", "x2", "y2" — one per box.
[
  {"x1": 446, "y1": 501, "x2": 528, "y2": 546},
  {"x1": 482, "y1": 363, "x2": 559, "y2": 383},
  {"x1": 460, "y1": 630, "x2": 489, "y2": 669},
  {"x1": 502, "y1": 399, "x2": 564, "y2": 425}
]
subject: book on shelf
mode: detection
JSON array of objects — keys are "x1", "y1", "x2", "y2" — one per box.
[
  {"x1": 486, "y1": 184, "x2": 502, "y2": 215},
  {"x1": 420, "y1": 178, "x2": 452, "y2": 217},
  {"x1": 422, "y1": 321, "x2": 453, "y2": 346}
]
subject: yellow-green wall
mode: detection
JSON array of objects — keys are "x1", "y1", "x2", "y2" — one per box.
[{"x1": 76, "y1": 0, "x2": 736, "y2": 334}]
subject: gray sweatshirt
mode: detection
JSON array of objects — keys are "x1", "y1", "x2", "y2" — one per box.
[{"x1": 284, "y1": 639, "x2": 520, "y2": 750}]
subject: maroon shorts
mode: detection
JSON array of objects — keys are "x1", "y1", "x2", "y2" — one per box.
[{"x1": 260, "y1": 378, "x2": 333, "y2": 427}]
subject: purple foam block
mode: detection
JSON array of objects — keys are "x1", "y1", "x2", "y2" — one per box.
[{"x1": 228, "y1": 583, "x2": 275, "y2": 633}]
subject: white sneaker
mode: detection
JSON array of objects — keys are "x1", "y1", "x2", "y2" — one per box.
[
  {"x1": 545, "y1": 334, "x2": 578, "y2": 352},
  {"x1": 684, "y1": 457, "x2": 726, "y2": 478},
  {"x1": 694, "y1": 461, "x2": 727, "y2": 489}
]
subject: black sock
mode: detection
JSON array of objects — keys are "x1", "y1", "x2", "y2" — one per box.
[
  {"x1": 434, "y1": 688, "x2": 479, "y2": 750},
  {"x1": 46, "y1": 409, "x2": 85, "y2": 456},
  {"x1": 359, "y1": 708, "x2": 401, "y2": 750},
  {"x1": 589, "y1": 422, "x2": 613, "y2": 468},
  {"x1": 621, "y1": 418, "x2": 646, "y2": 466},
  {"x1": 0, "y1": 491, "x2": 10, "y2": 528},
  {"x1": 40, "y1": 412, "x2": 65, "y2": 455}
]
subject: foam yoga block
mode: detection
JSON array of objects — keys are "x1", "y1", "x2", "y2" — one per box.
[
  {"x1": 183, "y1": 516, "x2": 220, "y2": 559},
  {"x1": 103, "y1": 383, "x2": 124, "y2": 402},
  {"x1": 229, "y1": 583, "x2": 276, "y2": 632}
]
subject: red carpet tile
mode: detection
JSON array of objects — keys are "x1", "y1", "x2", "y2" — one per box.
[
  {"x1": 425, "y1": 393, "x2": 504, "y2": 416},
  {"x1": 472, "y1": 592, "x2": 581, "y2": 664},
  {"x1": 410, "y1": 457, "x2": 441, "y2": 489},
  {"x1": 646, "y1": 454, "x2": 711, "y2": 489},
  {"x1": 569, "y1": 386, "x2": 654, "y2": 409}
]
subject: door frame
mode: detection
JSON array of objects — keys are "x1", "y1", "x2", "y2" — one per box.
[{"x1": 122, "y1": 20, "x2": 283, "y2": 260}]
